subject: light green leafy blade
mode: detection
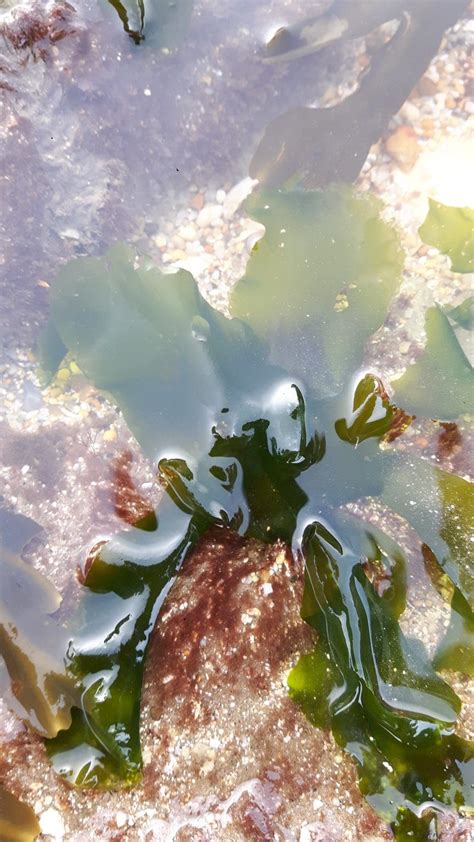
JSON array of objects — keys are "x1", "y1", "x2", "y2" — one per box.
[
  {"x1": 47, "y1": 243, "x2": 264, "y2": 461},
  {"x1": 0, "y1": 509, "x2": 76, "y2": 737},
  {"x1": 434, "y1": 591, "x2": 474, "y2": 677},
  {"x1": 447, "y1": 296, "x2": 474, "y2": 330},
  {"x1": 231, "y1": 187, "x2": 403, "y2": 398},
  {"x1": 419, "y1": 200, "x2": 474, "y2": 273},
  {"x1": 381, "y1": 458, "x2": 474, "y2": 610},
  {"x1": 391, "y1": 306, "x2": 474, "y2": 419}
]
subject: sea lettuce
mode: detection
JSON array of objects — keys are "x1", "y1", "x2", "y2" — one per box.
[
  {"x1": 419, "y1": 200, "x2": 474, "y2": 274},
  {"x1": 35, "y1": 187, "x2": 474, "y2": 838}
]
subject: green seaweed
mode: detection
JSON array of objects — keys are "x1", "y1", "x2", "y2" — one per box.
[
  {"x1": 251, "y1": 0, "x2": 469, "y2": 187},
  {"x1": 0, "y1": 786, "x2": 40, "y2": 842},
  {"x1": 288, "y1": 519, "x2": 472, "y2": 835},
  {"x1": 391, "y1": 306, "x2": 474, "y2": 420},
  {"x1": 419, "y1": 200, "x2": 474, "y2": 274},
  {"x1": 0, "y1": 508, "x2": 76, "y2": 738},
  {"x1": 231, "y1": 187, "x2": 403, "y2": 398},
  {"x1": 446, "y1": 297, "x2": 474, "y2": 331},
  {"x1": 264, "y1": 0, "x2": 414, "y2": 64},
  {"x1": 36, "y1": 187, "x2": 473, "y2": 838}
]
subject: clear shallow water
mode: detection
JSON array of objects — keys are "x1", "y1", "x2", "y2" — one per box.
[{"x1": 0, "y1": 2, "x2": 473, "y2": 840}]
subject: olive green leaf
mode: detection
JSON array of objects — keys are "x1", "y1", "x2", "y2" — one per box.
[
  {"x1": 391, "y1": 306, "x2": 474, "y2": 420},
  {"x1": 419, "y1": 200, "x2": 474, "y2": 274},
  {"x1": 0, "y1": 786, "x2": 40, "y2": 842}
]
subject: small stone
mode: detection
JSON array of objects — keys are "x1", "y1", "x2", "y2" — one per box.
[
  {"x1": 420, "y1": 117, "x2": 435, "y2": 137},
  {"x1": 190, "y1": 192, "x2": 204, "y2": 210},
  {"x1": 400, "y1": 341, "x2": 410, "y2": 355},
  {"x1": 399, "y1": 101, "x2": 420, "y2": 123},
  {"x1": 215, "y1": 189, "x2": 226, "y2": 204},
  {"x1": 179, "y1": 224, "x2": 196, "y2": 242},
  {"x1": 153, "y1": 233, "x2": 167, "y2": 249},
  {"x1": 197, "y1": 204, "x2": 222, "y2": 228},
  {"x1": 39, "y1": 808, "x2": 65, "y2": 840},
  {"x1": 167, "y1": 249, "x2": 187, "y2": 262},
  {"x1": 22, "y1": 381, "x2": 43, "y2": 412},
  {"x1": 417, "y1": 75, "x2": 439, "y2": 96},
  {"x1": 115, "y1": 812, "x2": 128, "y2": 829},
  {"x1": 445, "y1": 95, "x2": 456, "y2": 109},
  {"x1": 385, "y1": 126, "x2": 420, "y2": 171},
  {"x1": 103, "y1": 428, "x2": 117, "y2": 442},
  {"x1": 60, "y1": 228, "x2": 81, "y2": 241},
  {"x1": 172, "y1": 235, "x2": 186, "y2": 251},
  {"x1": 57, "y1": 368, "x2": 70, "y2": 382}
]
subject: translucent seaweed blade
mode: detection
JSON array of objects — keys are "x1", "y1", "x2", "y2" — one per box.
[
  {"x1": 231, "y1": 188, "x2": 403, "y2": 398},
  {"x1": 0, "y1": 509, "x2": 76, "y2": 738},
  {"x1": 391, "y1": 306, "x2": 474, "y2": 419},
  {"x1": 46, "y1": 244, "x2": 272, "y2": 461},
  {"x1": 419, "y1": 200, "x2": 474, "y2": 274},
  {"x1": 37, "y1": 183, "x2": 473, "y2": 837},
  {"x1": 382, "y1": 458, "x2": 474, "y2": 610},
  {"x1": 252, "y1": 0, "x2": 469, "y2": 188},
  {"x1": 446, "y1": 297, "x2": 474, "y2": 330},
  {"x1": 264, "y1": 0, "x2": 411, "y2": 64}
]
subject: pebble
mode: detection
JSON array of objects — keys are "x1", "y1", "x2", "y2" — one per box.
[
  {"x1": 420, "y1": 117, "x2": 435, "y2": 137},
  {"x1": 39, "y1": 808, "x2": 65, "y2": 840},
  {"x1": 116, "y1": 811, "x2": 128, "y2": 828},
  {"x1": 197, "y1": 204, "x2": 223, "y2": 228},
  {"x1": 190, "y1": 192, "x2": 205, "y2": 210},
  {"x1": 417, "y1": 75, "x2": 439, "y2": 96},
  {"x1": 400, "y1": 101, "x2": 420, "y2": 124},
  {"x1": 385, "y1": 126, "x2": 420, "y2": 171},
  {"x1": 153, "y1": 233, "x2": 167, "y2": 249},
  {"x1": 179, "y1": 224, "x2": 196, "y2": 242},
  {"x1": 22, "y1": 381, "x2": 43, "y2": 411}
]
